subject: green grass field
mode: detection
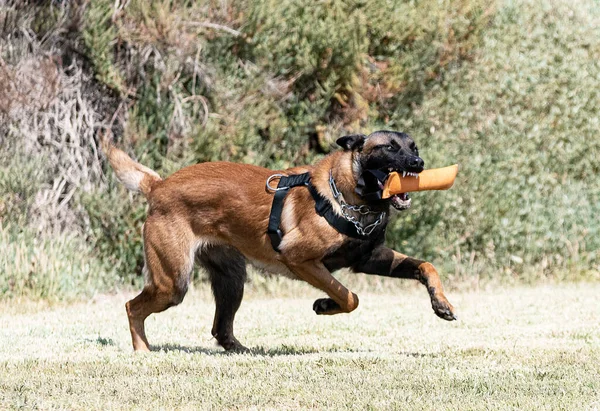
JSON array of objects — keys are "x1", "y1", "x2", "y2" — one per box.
[{"x1": 2, "y1": 281, "x2": 599, "y2": 410}]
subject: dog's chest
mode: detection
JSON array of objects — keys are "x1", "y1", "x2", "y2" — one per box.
[{"x1": 322, "y1": 234, "x2": 386, "y2": 272}]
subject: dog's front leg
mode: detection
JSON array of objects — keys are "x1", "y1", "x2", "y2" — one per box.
[
  {"x1": 354, "y1": 247, "x2": 456, "y2": 321},
  {"x1": 287, "y1": 260, "x2": 359, "y2": 315}
]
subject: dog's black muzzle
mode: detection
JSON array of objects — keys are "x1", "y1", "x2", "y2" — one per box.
[{"x1": 406, "y1": 155, "x2": 425, "y2": 172}]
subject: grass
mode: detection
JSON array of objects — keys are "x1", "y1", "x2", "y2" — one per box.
[
  {"x1": 1, "y1": 281, "x2": 599, "y2": 409},
  {"x1": 1, "y1": 2, "x2": 598, "y2": 406},
  {"x1": 0, "y1": 223, "x2": 121, "y2": 301}
]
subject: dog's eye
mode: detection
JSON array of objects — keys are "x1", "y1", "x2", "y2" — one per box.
[{"x1": 386, "y1": 145, "x2": 395, "y2": 151}]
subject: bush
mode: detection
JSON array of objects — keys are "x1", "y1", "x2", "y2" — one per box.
[
  {"x1": 1, "y1": 0, "x2": 598, "y2": 300},
  {"x1": 80, "y1": 0, "x2": 492, "y2": 166},
  {"x1": 0, "y1": 223, "x2": 116, "y2": 300},
  {"x1": 385, "y1": 0, "x2": 600, "y2": 282}
]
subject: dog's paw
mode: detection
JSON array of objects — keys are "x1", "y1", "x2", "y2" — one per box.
[
  {"x1": 217, "y1": 334, "x2": 250, "y2": 353},
  {"x1": 312, "y1": 298, "x2": 341, "y2": 315},
  {"x1": 431, "y1": 296, "x2": 457, "y2": 321}
]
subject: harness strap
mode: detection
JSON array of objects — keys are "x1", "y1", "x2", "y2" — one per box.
[
  {"x1": 355, "y1": 169, "x2": 389, "y2": 201},
  {"x1": 267, "y1": 172, "x2": 383, "y2": 251},
  {"x1": 307, "y1": 184, "x2": 368, "y2": 240},
  {"x1": 267, "y1": 172, "x2": 311, "y2": 251}
]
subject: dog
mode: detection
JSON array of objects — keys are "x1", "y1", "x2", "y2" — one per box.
[{"x1": 104, "y1": 130, "x2": 456, "y2": 352}]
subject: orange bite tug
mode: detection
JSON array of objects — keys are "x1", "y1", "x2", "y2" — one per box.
[{"x1": 382, "y1": 164, "x2": 459, "y2": 199}]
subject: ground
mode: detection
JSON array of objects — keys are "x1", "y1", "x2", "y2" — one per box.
[{"x1": 1, "y1": 281, "x2": 599, "y2": 410}]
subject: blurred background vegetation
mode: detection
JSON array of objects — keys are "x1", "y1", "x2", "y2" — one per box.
[{"x1": 0, "y1": 0, "x2": 598, "y2": 300}]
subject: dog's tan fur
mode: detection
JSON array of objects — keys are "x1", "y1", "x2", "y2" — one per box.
[{"x1": 104, "y1": 131, "x2": 455, "y2": 352}]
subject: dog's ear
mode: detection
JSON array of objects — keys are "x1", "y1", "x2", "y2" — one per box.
[{"x1": 336, "y1": 134, "x2": 366, "y2": 151}]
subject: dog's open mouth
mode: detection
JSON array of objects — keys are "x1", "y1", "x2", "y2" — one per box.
[
  {"x1": 390, "y1": 192, "x2": 411, "y2": 210},
  {"x1": 387, "y1": 170, "x2": 420, "y2": 211}
]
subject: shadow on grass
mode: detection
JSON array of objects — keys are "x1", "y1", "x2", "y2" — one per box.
[
  {"x1": 84, "y1": 336, "x2": 117, "y2": 347},
  {"x1": 399, "y1": 352, "x2": 439, "y2": 358},
  {"x1": 151, "y1": 343, "x2": 321, "y2": 356},
  {"x1": 249, "y1": 345, "x2": 322, "y2": 356},
  {"x1": 151, "y1": 343, "x2": 436, "y2": 358},
  {"x1": 151, "y1": 343, "x2": 221, "y2": 355}
]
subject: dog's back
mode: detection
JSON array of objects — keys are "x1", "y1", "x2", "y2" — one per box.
[{"x1": 146, "y1": 162, "x2": 278, "y2": 255}]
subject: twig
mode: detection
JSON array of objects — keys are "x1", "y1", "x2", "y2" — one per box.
[
  {"x1": 182, "y1": 95, "x2": 209, "y2": 127},
  {"x1": 187, "y1": 21, "x2": 241, "y2": 37}
]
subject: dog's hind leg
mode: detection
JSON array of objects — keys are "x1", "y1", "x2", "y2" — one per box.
[
  {"x1": 125, "y1": 218, "x2": 197, "y2": 352},
  {"x1": 198, "y1": 245, "x2": 248, "y2": 352}
]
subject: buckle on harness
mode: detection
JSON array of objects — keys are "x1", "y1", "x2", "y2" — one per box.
[
  {"x1": 328, "y1": 170, "x2": 341, "y2": 200},
  {"x1": 266, "y1": 172, "x2": 312, "y2": 251},
  {"x1": 266, "y1": 174, "x2": 286, "y2": 192}
]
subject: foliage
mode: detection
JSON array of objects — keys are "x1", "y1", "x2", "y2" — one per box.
[
  {"x1": 385, "y1": 0, "x2": 600, "y2": 282},
  {"x1": 0, "y1": 223, "x2": 114, "y2": 300},
  {"x1": 0, "y1": 0, "x2": 599, "y2": 299}
]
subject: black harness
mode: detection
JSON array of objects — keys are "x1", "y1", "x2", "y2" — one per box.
[{"x1": 266, "y1": 172, "x2": 382, "y2": 251}]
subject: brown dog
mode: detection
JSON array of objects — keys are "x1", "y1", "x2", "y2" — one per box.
[{"x1": 104, "y1": 130, "x2": 456, "y2": 352}]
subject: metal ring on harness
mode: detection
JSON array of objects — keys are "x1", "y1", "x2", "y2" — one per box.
[{"x1": 266, "y1": 174, "x2": 286, "y2": 192}]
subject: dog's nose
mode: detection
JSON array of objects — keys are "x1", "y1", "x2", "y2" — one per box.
[{"x1": 409, "y1": 156, "x2": 424, "y2": 170}]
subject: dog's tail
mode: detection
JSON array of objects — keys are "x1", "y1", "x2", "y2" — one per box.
[{"x1": 101, "y1": 135, "x2": 162, "y2": 197}]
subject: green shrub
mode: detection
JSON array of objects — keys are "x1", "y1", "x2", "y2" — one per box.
[
  {"x1": 82, "y1": 0, "x2": 127, "y2": 94},
  {"x1": 78, "y1": 184, "x2": 147, "y2": 285},
  {"x1": 79, "y1": 0, "x2": 493, "y2": 169},
  {"x1": 384, "y1": 0, "x2": 600, "y2": 282},
  {"x1": 0, "y1": 223, "x2": 116, "y2": 300},
  {"x1": 1, "y1": 0, "x2": 599, "y2": 300}
]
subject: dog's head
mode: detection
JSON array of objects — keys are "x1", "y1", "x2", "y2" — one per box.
[{"x1": 337, "y1": 130, "x2": 424, "y2": 210}]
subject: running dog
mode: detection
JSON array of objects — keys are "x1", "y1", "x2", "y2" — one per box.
[{"x1": 104, "y1": 130, "x2": 456, "y2": 352}]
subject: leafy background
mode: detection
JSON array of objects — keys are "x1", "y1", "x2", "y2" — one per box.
[{"x1": 1, "y1": 0, "x2": 598, "y2": 299}]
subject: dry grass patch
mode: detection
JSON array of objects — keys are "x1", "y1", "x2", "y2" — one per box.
[{"x1": 1, "y1": 282, "x2": 599, "y2": 409}]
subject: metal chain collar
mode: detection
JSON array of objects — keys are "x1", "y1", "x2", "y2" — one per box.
[{"x1": 328, "y1": 170, "x2": 386, "y2": 236}]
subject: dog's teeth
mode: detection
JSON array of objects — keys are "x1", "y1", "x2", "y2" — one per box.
[{"x1": 402, "y1": 171, "x2": 407, "y2": 177}]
